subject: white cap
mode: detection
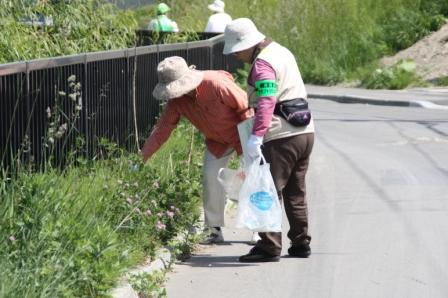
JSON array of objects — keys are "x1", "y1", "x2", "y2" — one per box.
[
  {"x1": 208, "y1": 0, "x2": 225, "y2": 13},
  {"x1": 223, "y1": 18, "x2": 265, "y2": 55}
]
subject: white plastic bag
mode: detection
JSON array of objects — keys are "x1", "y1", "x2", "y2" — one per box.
[
  {"x1": 236, "y1": 155, "x2": 282, "y2": 232},
  {"x1": 237, "y1": 118, "x2": 254, "y2": 159},
  {"x1": 217, "y1": 167, "x2": 245, "y2": 201}
]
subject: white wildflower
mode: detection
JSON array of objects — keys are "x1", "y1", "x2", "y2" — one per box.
[
  {"x1": 68, "y1": 93, "x2": 77, "y2": 102},
  {"x1": 67, "y1": 75, "x2": 76, "y2": 82}
]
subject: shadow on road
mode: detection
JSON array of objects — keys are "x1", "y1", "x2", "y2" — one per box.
[{"x1": 178, "y1": 255, "x2": 257, "y2": 268}]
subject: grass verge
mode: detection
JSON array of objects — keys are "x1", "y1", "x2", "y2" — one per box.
[{"x1": 0, "y1": 121, "x2": 204, "y2": 297}]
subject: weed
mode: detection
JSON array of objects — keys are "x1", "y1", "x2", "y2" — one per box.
[
  {"x1": 360, "y1": 60, "x2": 427, "y2": 89},
  {"x1": 129, "y1": 270, "x2": 167, "y2": 298},
  {"x1": 431, "y1": 76, "x2": 448, "y2": 87}
]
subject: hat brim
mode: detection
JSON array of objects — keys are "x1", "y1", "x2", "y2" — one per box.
[
  {"x1": 153, "y1": 69, "x2": 204, "y2": 101},
  {"x1": 223, "y1": 31, "x2": 265, "y2": 55},
  {"x1": 208, "y1": 4, "x2": 224, "y2": 12}
]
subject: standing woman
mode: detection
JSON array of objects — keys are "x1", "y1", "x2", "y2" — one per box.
[
  {"x1": 204, "y1": 0, "x2": 232, "y2": 33},
  {"x1": 223, "y1": 18, "x2": 315, "y2": 262},
  {"x1": 148, "y1": 3, "x2": 179, "y2": 32}
]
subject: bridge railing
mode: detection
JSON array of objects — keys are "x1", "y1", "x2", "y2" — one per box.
[{"x1": 0, "y1": 35, "x2": 243, "y2": 170}]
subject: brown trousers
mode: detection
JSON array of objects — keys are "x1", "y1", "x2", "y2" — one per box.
[{"x1": 257, "y1": 133, "x2": 314, "y2": 256}]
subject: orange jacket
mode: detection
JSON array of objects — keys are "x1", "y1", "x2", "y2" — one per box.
[{"x1": 142, "y1": 71, "x2": 253, "y2": 160}]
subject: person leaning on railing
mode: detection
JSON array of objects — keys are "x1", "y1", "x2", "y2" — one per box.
[
  {"x1": 147, "y1": 2, "x2": 179, "y2": 32},
  {"x1": 223, "y1": 18, "x2": 315, "y2": 262},
  {"x1": 141, "y1": 56, "x2": 261, "y2": 245}
]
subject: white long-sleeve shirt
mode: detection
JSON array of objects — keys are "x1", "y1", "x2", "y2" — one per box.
[{"x1": 204, "y1": 12, "x2": 232, "y2": 33}]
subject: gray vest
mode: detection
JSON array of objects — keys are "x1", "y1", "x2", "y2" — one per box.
[{"x1": 247, "y1": 42, "x2": 314, "y2": 143}]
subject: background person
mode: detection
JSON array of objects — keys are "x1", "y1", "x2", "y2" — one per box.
[
  {"x1": 148, "y1": 2, "x2": 179, "y2": 32},
  {"x1": 223, "y1": 18, "x2": 315, "y2": 262},
  {"x1": 204, "y1": 0, "x2": 232, "y2": 33},
  {"x1": 142, "y1": 56, "x2": 255, "y2": 244}
]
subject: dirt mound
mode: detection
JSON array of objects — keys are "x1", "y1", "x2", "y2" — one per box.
[{"x1": 381, "y1": 23, "x2": 448, "y2": 81}]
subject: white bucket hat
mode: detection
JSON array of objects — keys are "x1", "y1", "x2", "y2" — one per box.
[
  {"x1": 223, "y1": 18, "x2": 265, "y2": 55},
  {"x1": 152, "y1": 56, "x2": 204, "y2": 101},
  {"x1": 208, "y1": 0, "x2": 225, "y2": 13}
]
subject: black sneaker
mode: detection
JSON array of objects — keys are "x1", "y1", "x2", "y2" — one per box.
[
  {"x1": 239, "y1": 247, "x2": 280, "y2": 263},
  {"x1": 287, "y1": 243, "x2": 311, "y2": 258}
]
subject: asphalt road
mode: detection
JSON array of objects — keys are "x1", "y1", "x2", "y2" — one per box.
[{"x1": 165, "y1": 99, "x2": 448, "y2": 298}]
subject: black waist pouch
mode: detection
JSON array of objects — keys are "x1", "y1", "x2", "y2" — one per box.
[{"x1": 274, "y1": 98, "x2": 311, "y2": 127}]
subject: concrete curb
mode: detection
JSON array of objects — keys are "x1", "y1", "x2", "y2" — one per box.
[
  {"x1": 411, "y1": 100, "x2": 448, "y2": 110},
  {"x1": 308, "y1": 93, "x2": 448, "y2": 110},
  {"x1": 110, "y1": 248, "x2": 173, "y2": 298}
]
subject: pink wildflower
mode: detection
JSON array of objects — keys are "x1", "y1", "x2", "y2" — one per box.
[
  {"x1": 9, "y1": 235, "x2": 16, "y2": 241},
  {"x1": 156, "y1": 221, "x2": 166, "y2": 230},
  {"x1": 166, "y1": 210, "x2": 175, "y2": 218},
  {"x1": 126, "y1": 197, "x2": 133, "y2": 204},
  {"x1": 145, "y1": 210, "x2": 152, "y2": 216},
  {"x1": 134, "y1": 207, "x2": 142, "y2": 214}
]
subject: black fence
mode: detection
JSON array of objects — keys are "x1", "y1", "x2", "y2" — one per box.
[{"x1": 0, "y1": 35, "x2": 243, "y2": 170}]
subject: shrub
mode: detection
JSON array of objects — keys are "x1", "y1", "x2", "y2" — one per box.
[
  {"x1": 432, "y1": 77, "x2": 448, "y2": 87},
  {"x1": 380, "y1": 8, "x2": 428, "y2": 52},
  {"x1": 360, "y1": 60, "x2": 426, "y2": 89}
]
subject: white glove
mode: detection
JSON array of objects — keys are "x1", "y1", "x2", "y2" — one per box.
[{"x1": 246, "y1": 135, "x2": 263, "y2": 159}]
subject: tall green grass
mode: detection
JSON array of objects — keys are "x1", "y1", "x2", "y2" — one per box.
[
  {"x1": 0, "y1": 122, "x2": 204, "y2": 297},
  {"x1": 0, "y1": 0, "x2": 137, "y2": 63},
  {"x1": 160, "y1": 0, "x2": 448, "y2": 85},
  {"x1": 3, "y1": 0, "x2": 446, "y2": 85}
]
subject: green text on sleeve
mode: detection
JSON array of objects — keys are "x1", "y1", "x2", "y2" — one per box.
[{"x1": 255, "y1": 80, "x2": 278, "y2": 97}]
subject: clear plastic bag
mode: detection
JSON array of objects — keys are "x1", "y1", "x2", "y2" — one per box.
[
  {"x1": 217, "y1": 167, "x2": 245, "y2": 201},
  {"x1": 236, "y1": 155, "x2": 282, "y2": 232}
]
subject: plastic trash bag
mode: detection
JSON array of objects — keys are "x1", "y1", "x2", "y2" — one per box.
[
  {"x1": 236, "y1": 155, "x2": 282, "y2": 232},
  {"x1": 217, "y1": 167, "x2": 245, "y2": 201}
]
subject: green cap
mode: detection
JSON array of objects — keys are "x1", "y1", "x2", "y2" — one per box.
[{"x1": 157, "y1": 3, "x2": 170, "y2": 15}]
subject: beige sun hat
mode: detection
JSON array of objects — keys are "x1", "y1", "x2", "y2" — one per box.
[
  {"x1": 208, "y1": 0, "x2": 225, "y2": 13},
  {"x1": 223, "y1": 18, "x2": 265, "y2": 55},
  {"x1": 152, "y1": 56, "x2": 204, "y2": 101}
]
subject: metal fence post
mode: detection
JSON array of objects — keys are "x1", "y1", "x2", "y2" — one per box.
[{"x1": 83, "y1": 53, "x2": 89, "y2": 158}]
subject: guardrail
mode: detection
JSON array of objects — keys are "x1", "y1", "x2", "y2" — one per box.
[{"x1": 0, "y1": 35, "x2": 243, "y2": 170}]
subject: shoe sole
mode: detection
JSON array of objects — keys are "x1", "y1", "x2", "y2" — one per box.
[
  {"x1": 239, "y1": 256, "x2": 280, "y2": 263},
  {"x1": 287, "y1": 252, "x2": 311, "y2": 258},
  {"x1": 200, "y1": 240, "x2": 224, "y2": 245}
]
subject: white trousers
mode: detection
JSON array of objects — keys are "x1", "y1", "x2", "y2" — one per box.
[{"x1": 202, "y1": 147, "x2": 234, "y2": 227}]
